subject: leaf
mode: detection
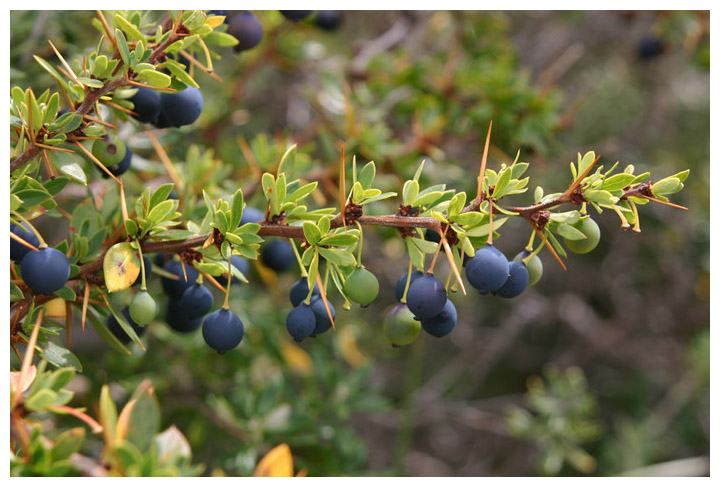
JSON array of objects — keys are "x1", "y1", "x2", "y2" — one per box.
[
  {"x1": 149, "y1": 183, "x2": 175, "y2": 209},
  {"x1": 137, "y1": 70, "x2": 172, "y2": 88},
  {"x1": 406, "y1": 239, "x2": 425, "y2": 271},
  {"x1": 113, "y1": 13, "x2": 145, "y2": 41},
  {"x1": 358, "y1": 161, "x2": 376, "y2": 189},
  {"x1": 155, "y1": 426, "x2": 192, "y2": 464},
  {"x1": 556, "y1": 223, "x2": 587, "y2": 241},
  {"x1": 99, "y1": 385, "x2": 118, "y2": 446},
  {"x1": 26, "y1": 389, "x2": 58, "y2": 411},
  {"x1": 50, "y1": 151, "x2": 87, "y2": 184},
  {"x1": 602, "y1": 173, "x2": 636, "y2": 192},
  {"x1": 286, "y1": 182, "x2": 317, "y2": 203},
  {"x1": 103, "y1": 297, "x2": 145, "y2": 350},
  {"x1": 409, "y1": 237, "x2": 438, "y2": 254},
  {"x1": 122, "y1": 380, "x2": 161, "y2": 452},
  {"x1": 318, "y1": 234, "x2": 358, "y2": 246},
  {"x1": 103, "y1": 242, "x2": 141, "y2": 292},
  {"x1": 254, "y1": 444, "x2": 294, "y2": 477},
  {"x1": 162, "y1": 60, "x2": 199, "y2": 88},
  {"x1": 302, "y1": 221, "x2": 321, "y2": 246},
  {"x1": 493, "y1": 168, "x2": 512, "y2": 198},
  {"x1": 52, "y1": 428, "x2": 86, "y2": 462},
  {"x1": 453, "y1": 211, "x2": 484, "y2": 226},
  {"x1": 583, "y1": 189, "x2": 618, "y2": 205},
  {"x1": 86, "y1": 306, "x2": 130, "y2": 355},
  {"x1": 229, "y1": 190, "x2": 244, "y2": 229},
  {"x1": 115, "y1": 29, "x2": 131, "y2": 67},
  {"x1": 318, "y1": 247, "x2": 356, "y2": 267},
  {"x1": 146, "y1": 200, "x2": 175, "y2": 226},
  {"x1": 403, "y1": 179, "x2": 420, "y2": 206},
  {"x1": 40, "y1": 341, "x2": 82, "y2": 372}
]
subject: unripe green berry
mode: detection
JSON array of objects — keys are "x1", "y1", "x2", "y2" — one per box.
[
  {"x1": 343, "y1": 268, "x2": 379, "y2": 305},
  {"x1": 565, "y1": 217, "x2": 601, "y2": 254},
  {"x1": 91, "y1": 134, "x2": 127, "y2": 167},
  {"x1": 383, "y1": 303, "x2": 421, "y2": 346},
  {"x1": 513, "y1": 251, "x2": 543, "y2": 287},
  {"x1": 129, "y1": 291, "x2": 157, "y2": 325}
]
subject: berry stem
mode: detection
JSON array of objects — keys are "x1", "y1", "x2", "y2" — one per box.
[
  {"x1": 222, "y1": 253, "x2": 232, "y2": 310},
  {"x1": 525, "y1": 230, "x2": 536, "y2": 252},
  {"x1": 523, "y1": 233, "x2": 548, "y2": 265},
  {"x1": 289, "y1": 238, "x2": 308, "y2": 277},
  {"x1": 355, "y1": 222, "x2": 364, "y2": 267},
  {"x1": 630, "y1": 200, "x2": 642, "y2": 233},
  {"x1": 136, "y1": 244, "x2": 147, "y2": 291},
  {"x1": 401, "y1": 260, "x2": 413, "y2": 304}
]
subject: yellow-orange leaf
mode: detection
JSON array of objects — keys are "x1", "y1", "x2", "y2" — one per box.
[
  {"x1": 103, "y1": 242, "x2": 140, "y2": 292},
  {"x1": 280, "y1": 342, "x2": 313, "y2": 376},
  {"x1": 253, "y1": 444, "x2": 294, "y2": 477}
]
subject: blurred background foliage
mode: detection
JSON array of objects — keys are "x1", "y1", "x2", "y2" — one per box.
[{"x1": 10, "y1": 10, "x2": 709, "y2": 476}]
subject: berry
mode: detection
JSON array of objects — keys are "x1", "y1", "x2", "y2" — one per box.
[
  {"x1": 240, "y1": 206, "x2": 265, "y2": 225},
  {"x1": 132, "y1": 256, "x2": 152, "y2": 287},
  {"x1": 314, "y1": 10, "x2": 342, "y2": 30},
  {"x1": 179, "y1": 283, "x2": 214, "y2": 318},
  {"x1": 91, "y1": 134, "x2": 127, "y2": 167},
  {"x1": 280, "y1": 11, "x2": 313, "y2": 22},
  {"x1": 383, "y1": 303, "x2": 421, "y2": 346},
  {"x1": 494, "y1": 262, "x2": 529, "y2": 298},
  {"x1": 102, "y1": 146, "x2": 132, "y2": 178},
  {"x1": 228, "y1": 12, "x2": 264, "y2": 52},
  {"x1": 395, "y1": 270, "x2": 423, "y2": 301},
  {"x1": 216, "y1": 255, "x2": 250, "y2": 286},
  {"x1": 154, "y1": 87, "x2": 204, "y2": 128},
  {"x1": 637, "y1": 36, "x2": 665, "y2": 61},
  {"x1": 343, "y1": 268, "x2": 379, "y2": 306},
  {"x1": 286, "y1": 303, "x2": 316, "y2": 342},
  {"x1": 564, "y1": 217, "x2": 601, "y2": 254},
  {"x1": 161, "y1": 260, "x2": 199, "y2": 299},
  {"x1": 424, "y1": 229, "x2": 441, "y2": 244},
  {"x1": 421, "y1": 299, "x2": 457, "y2": 337},
  {"x1": 128, "y1": 86, "x2": 161, "y2": 124},
  {"x1": 202, "y1": 308, "x2": 244, "y2": 353},
  {"x1": 406, "y1": 274, "x2": 447, "y2": 320},
  {"x1": 20, "y1": 247, "x2": 70, "y2": 295},
  {"x1": 129, "y1": 290, "x2": 157, "y2": 325},
  {"x1": 465, "y1": 245, "x2": 509, "y2": 293},
  {"x1": 10, "y1": 223, "x2": 39, "y2": 262},
  {"x1": 165, "y1": 302, "x2": 203, "y2": 333},
  {"x1": 261, "y1": 239, "x2": 295, "y2": 272},
  {"x1": 290, "y1": 277, "x2": 319, "y2": 307},
  {"x1": 107, "y1": 307, "x2": 145, "y2": 344},
  {"x1": 309, "y1": 296, "x2": 335, "y2": 335},
  {"x1": 513, "y1": 251, "x2": 543, "y2": 287}
]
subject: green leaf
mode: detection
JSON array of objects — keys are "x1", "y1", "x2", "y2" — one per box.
[
  {"x1": 447, "y1": 192, "x2": 467, "y2": 217},
  {"x1": 125, "y1": 381, "x2": 161, "y2": 452},
  {"x1": 303, "y1": 221, "x2": 321, "y2": 246},
  {"x1": 577, "y1": 151, "x2": 596, "y2": 177},
  {"x1": 40, "y1": 341, "x2": 82, "y2": 372},
  {"x1": 583, "y1": 189, "x2": 618, "y2": 205},
  {"x1": 113, "y1": 13, "x2": 145, "y2": 41},
  {"x1": 45, "y1": 92, "x2": 60, "y2": 125},
  {"x1": 205, "y1": 30, "x2": 240, "y2": 47},
  {"x1": 54, "y1": 286, "x2": 76, "y2": 301},
  {"x1": 44, "y1": 176, "x2": 70, "y2": 196},
  {"x1": 406, "y1": 239, "x2": 425, "y2": 271},
  {"x1": 86, "y1": 306, "x2": 131, "y2": 355},
  {"x1": 602, "y1": 173, "x2": 636, "y2": 192},
  {"x1": 318, "y1": 234, "x2": 358, "y2": 246},
  {"x1": 26, "y1": 389, "x2": 58, "y2": 411},
  {"x1": 137, "y1": 71, "x2": 172, "y2": 88},
  {"x1": 11, "y1": 282, "x2": 24, "y2": 303},
  {"x1": 146, "y1": 200, "x2": 175, "y2": 226},
  {"x1": 493, "y1": 168, "x2": 512, "y2": 198},
  {"x1": 103, "y1": 297, "x2": 145, "y2": 350},
  {"x1": 651, "y1": 177, "x2": 683, "y2": 196},
  {"x1": 115, "y1": 29, "x2": 132, "y2": 67},
  {"x1": 402, "y1": 179, "x2": 420, "y2": 206},
  {"x1": 306, "y1": 251, "x2": 320, "y2": 297},
  {"x1": 358, "y1": 162, "x2": 376, "y2": 189},
  {"x1": 162, "y1": 60, "x2": 200, "y2": 88},
  {"x1": 556, "y1": 223, "x2": 587, "y2": 241},
  {"x1": 52, "y1": 428, "x2": 86, "y2": 462},
  {"x1": 318, "y1": 247, "x2": 356, "y2": 267},
  {"x1": 286, "y1": 181, "x2": 318, "y2": 203},
  {"x1": 410, "y1": 237, "x2": 438, "y2": 254}
]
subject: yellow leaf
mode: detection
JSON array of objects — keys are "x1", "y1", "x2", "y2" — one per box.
[
  {"x1": 280, "y1": 342, "x2": 313, "y2": 376},
  {"x1": 205, "y1": 15, "x2": 225, "y2": 29},
  {"x1": 103, "y1": 242, "x2": 140, "y2": 292},
  {"x1": 253, "y1": 444, "x2": 294, "y2": 477},
  {"x1": 44, "y1": 297, "x2": 67, "y2": 318},
  {"x1": 338, "y1": 326, "x2": 369, "y2": 368}
]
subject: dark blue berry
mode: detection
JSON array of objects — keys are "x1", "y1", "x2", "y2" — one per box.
[
  {"x1": 154, "y1": 87, "x2": 204, "y2": 128},
  {"x1": 494, "y1": 261, "x2": 529, "y2": 298},
  {"x1": 314, "y1": 10, "x2": 342, "y2": 30},
  {"x1": 637, "y1": 36, "x2": 665, "y2": 61},
  {"x1": 395, "y1": 270, "x2": 423, "y2": 301},
  {"x1": 424, "y1": 229, "x2": 441, "y2": 244},
  {"x1": 10, "y1": 223, "x2": 39, "y2": 262},
  {"x1": 228, "y1": 12, "x2": 264, "y2": 52},
  {"x1": 20, "y1": 247, "x2": 70, "y2": 295},
  {"x1": 290, "y1": 277, "x2": 319, "y2": 307},
  {"x1": 132, "y1": 256, "x2": 152, "y2": 287},
  {"x1": 216, "y1": 255, "x2": 250, "y2": 286},
  {"x1": 180, "y1": 283, "x2": 214, "y2": 318},
  {"x1": 406, "y1": 274, "x2": 447, "y2": 320},
  {"x1": 309, "y1": 296, "x2": 335, "y2": 336},
  {"x1": 465, "y1": 245, "x2": 509, "y2": 293},
  {"x1": 202, "y1": 308, "x2": 244, "y2": 353},
  {"x1": 240, "y1": 206, "x2": 265, "y2": 225},
  {"x1": 421, "y1": 299, "x2": 457, "y2": 337},
  {"x1": 153, "y1": 253, "x2": 167, "y2": 266},
  {"x1": 107, "y1": 307, "x2": 145, "y2": 344},
  {"x1": 261, "y1": 239, "x2": 295, "y2": 272},
  {"x1": 280, "y1": 11, "x2": 313, "y2": 22},
  {"x1": 102, "y1": 146, "x2": 132, "y2": 178},
  {"x1": 128, "y1": 86, "x2": 161, "y2": 124},
  {"x1": 286, "y1": 303, "x2": 316, "y2": 342},
  {"x1": 161, "y1": 260, "x2": 199, "y2": 299},
  {"x1": 165, "y1": 301, "x2": 203, "y2": 333}
]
